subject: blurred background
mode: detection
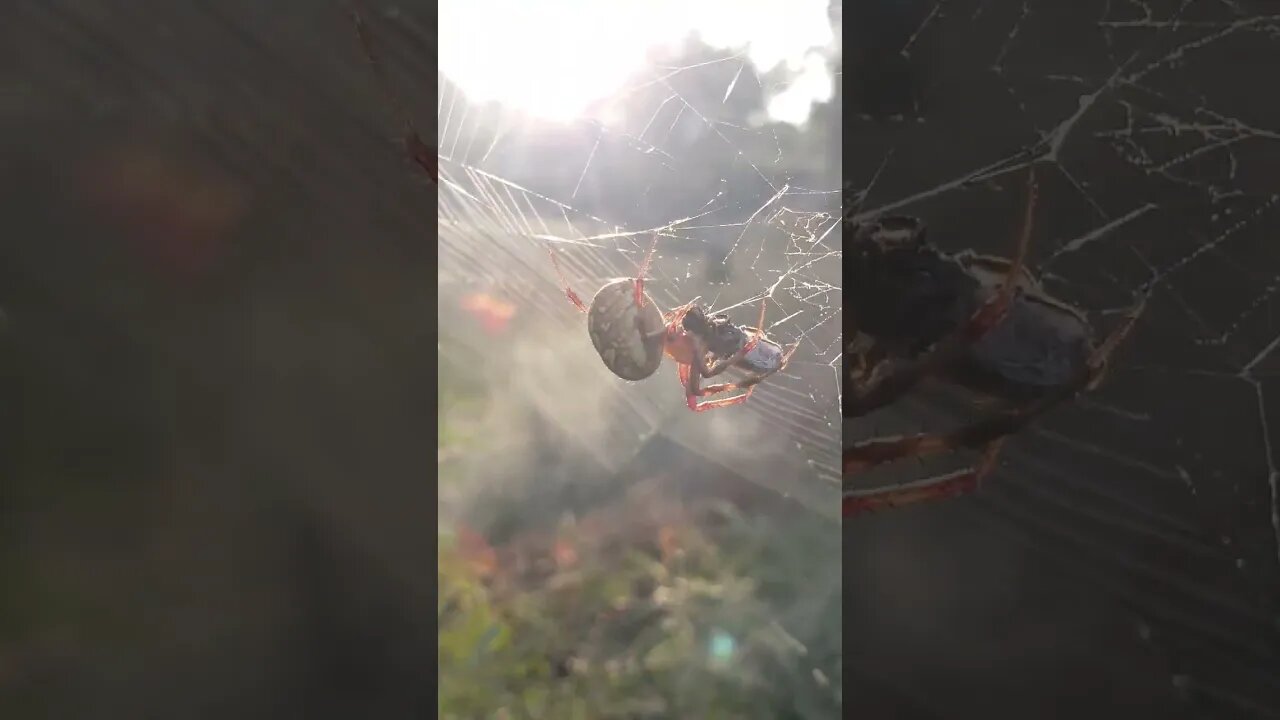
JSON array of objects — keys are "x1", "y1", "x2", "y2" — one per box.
[{"x1": 1, "y1": 0, "x2": 843, "y2": 718}]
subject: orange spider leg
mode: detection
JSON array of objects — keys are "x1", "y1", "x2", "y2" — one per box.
[
  {"x1": 843, "y1": 293, "x2": 1145, "y2": 476},
  {"x1": 697, "y1": 298, "x2": 769, "y2": 378},
  {"x1": 680, "y1": 298, "x2": 792, "y2": 411},
  {"x1": 684, "y1": 342, "x2": 799, "y2": 412},
  {"x1": 681, "y1": 358, "x2": 759, "y2": 412},
  {"x1": 633, "y1": 234, "x2": 660, "y2": 308},
  {"x1": 843, "y1": 440, "x2": 1004, "y2": 517},
  {"x1": 843, "y1": 293, "x2": 1146, "y2": 517},
  {"x1": 546, "y1": 246, "x2": 588, "y2": 312},
  {"x1": 689, "y1": 387, "x2": 757, "y2": 412},
  {"x1": 739, "y1": 297, "x2": 768, "y2": 353}
]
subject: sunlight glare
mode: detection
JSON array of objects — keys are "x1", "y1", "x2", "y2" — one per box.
[
  {"x1": 768, "y1": 52, "x2": 836, "y2": 126},
  {"x1": 438, "y1": 0, "x2": 836, "y2": 125}
]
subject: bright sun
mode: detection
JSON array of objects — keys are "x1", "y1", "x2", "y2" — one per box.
[{"x1": 438, "y1": 0, "x2": 836, "y2": 126}]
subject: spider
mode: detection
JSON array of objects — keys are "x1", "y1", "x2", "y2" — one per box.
[
  {"x1": 345, "y1": 7, "x2": 796, "y2": 411},
  {"x1": 843, "y1": 169, "x2": 1146, "y2": 517},
  {"x1": 547, "y1": 235, "x2": 798, "y2": 412}
]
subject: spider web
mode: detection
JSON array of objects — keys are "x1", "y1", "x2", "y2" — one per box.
[
  {"x1": 845, "y1": 0, "x2": 1280, "y2": 712},
  {"x1": 425, "y1": 9, "x2": 842, "y2": 515}
]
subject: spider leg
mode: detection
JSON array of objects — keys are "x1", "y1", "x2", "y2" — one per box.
[
  {"x1": 843, "y1": 321, "x2": 884, "y2": 414},
  {"x1": 700, "y1": 342, "x2": 799, "y2": 393},
  {"x1": 688, "y1": 388, "x2": 757, "y2": 412},
  {"x1": 1084, "y1": 293, "x2": 1148, "y2": 391},
  {"x1": 677, "y1": 360, "x2": 720, "y2": 412},
  {"x1": 687, "y1": 343, "x2": 798, "y2": 412},
  {"x1": 687, "y1": 377, "x2": 766, "y2": 411},
  {"x1": 955, "y1": 164, "x2": 1038, "y2": 342},
  {"x1": 844, "y1": 440, "x2": 1005, "y2": 517},
  {"x1": 744, "y1": 296, "x2": 767, "y2": 350},
  {"x1": 1000, "y1": 165, "x2": 1038, "y2": 300},
  {"x1": 844, "y1": 294, "x2": 1147, "y2": 475},
  {"x1": 680, "y1": 337, "x2": 713, "y2": 411},
  {"x1": 845, "y1": 421, "x2": 1001, "y2": 475},
  {"x1": 348, "y1": 3, "x2": 438, "y2": 183},
  {"x1": 545, "y1": 246, "x2": 589, "y2": 313},
  {"x1": 701, "y1": 298, "x2": 770, "y2": 378},
  {"x1": 661, "y1": 303, "x2": 696, "y2": 338},
  {"x1": 843, "y1": 355, "x2": 929, "y2": 418},
  {"x1": 847, "y1": 336, "x2": 888, "y2": 382},
  {"x1": 842, "y1": 313, "x2": 1001, "y2": 417},
  {"x1": 633, "y1": 234, "x2": 661, "y2": 309},
  {"x1": 843, "y1": 171, "x2": 1139, "y2": 518}
]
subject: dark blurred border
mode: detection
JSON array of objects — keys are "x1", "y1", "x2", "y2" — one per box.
[{"x1": 2, "y1": 2, "x2": 440, "y2": 717}]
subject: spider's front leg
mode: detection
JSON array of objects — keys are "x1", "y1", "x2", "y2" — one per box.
[
  {"x1": 679, "y1": 340, "x2": 799, "y2": 414},
  {"x1": 693, "y1": 344, "x2": 799, "y2": 408},
  {"x1": 844, "y1": 440, "x2": 1006, "y2": 517}
]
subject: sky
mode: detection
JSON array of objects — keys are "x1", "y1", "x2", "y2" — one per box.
[{"x1": 438, "y1": 0, "x2": 837, "y2": 126}]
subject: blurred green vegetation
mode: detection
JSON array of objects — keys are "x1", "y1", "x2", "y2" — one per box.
[{"x1": 437, "y1": 351, "x2": 840, "y2": 719}]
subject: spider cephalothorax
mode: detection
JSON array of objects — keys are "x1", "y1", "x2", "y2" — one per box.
[
  {"x1": 680, "y1": 306, "x2": 747, "y2": 358},
  {"x1": 846, "y1": 215, "x2": 981, "y2": 358},
  {"x1": 843, "y1": 169, "x2": 1146, "y2": 517},
  {"x1": 548, "y1": 236, "x2": 797, "y2": 412}
]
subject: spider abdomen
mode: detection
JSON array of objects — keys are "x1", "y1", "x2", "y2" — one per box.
[
  {"x1": 740, "y1": 338, "x2": 786, "y2": 373},
  {"x1": 586, "y1": 278, "x2": 666, "y2": 381},
  {"x1": 959, "y1": 294, "x2": 1093, "y2": 396}
]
